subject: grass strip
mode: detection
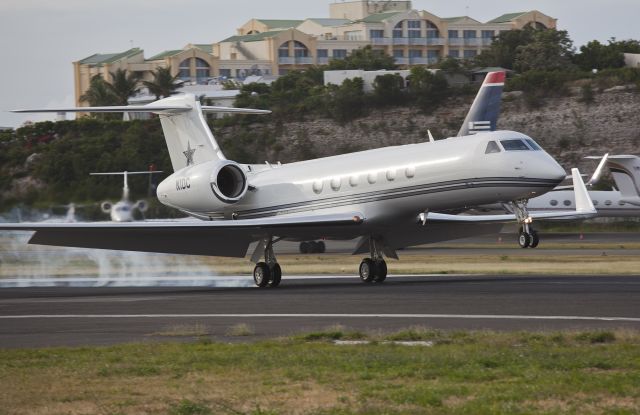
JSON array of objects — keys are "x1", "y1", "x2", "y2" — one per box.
[{"x1": 1, "y1": 328, "x2": 639, "y2": 414}]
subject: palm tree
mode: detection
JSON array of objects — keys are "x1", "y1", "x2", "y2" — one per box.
[
  {"x1": 108, "y1": 69, "x2": 140, "y2": 105},
  {"x1": 143, "y1": 67, "x2": 180, "y2": 100},
  {"x1": 79, "y1": 75, "x2": 118, "y2": 106}
]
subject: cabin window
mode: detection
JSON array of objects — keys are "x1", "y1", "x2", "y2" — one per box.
[
  {"x1": 563, "y1": 200, "x2": 571, "y2": 206},
  {"x1": 619, "y1": 201, "x2": 626, "y2": 206},
  {"x1": 312, "y1": 180, "x2": 323, "y2": 194},
  {"x1": 386, "y1": 170, "x2": 396, "y2": 181},
  {"x1": 349, "y1": 176, "x2": 359, "y2": 187},
  {"x1": 485, "y1": 141, "x2": 501, "y2": 154},
  {"x1": 550, "y1": 200, "x2": 558, "y2": 206},
  {"x1": 330, "y1": 178, "x2": 341, "y2": 191},
  {"x1": 593, "y1": 200, "x2": 599, "y2": 206},
  {"x1": 501, "y1": 139, "x2": 530, "y2": 151},
  {"x1": 405, "y1": 166, "x2": 416, "y2": 178},
  {"x1": 525, "y1": 139, "x2": 542, "y2": 150},
  {"x1": 605, "y1": 200, "x2": 612, "y2": 206},
  {"x1": 367, "y1": 172, "x2": 377, "y2": 184}
]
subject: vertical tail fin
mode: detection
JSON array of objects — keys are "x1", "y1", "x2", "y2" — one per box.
[
  {"x1": 458, "y1": 71, "x2": 506, "y2": 136},
  {"x1": 606, "y1": 155, "x2": 640, "y2": 199}
]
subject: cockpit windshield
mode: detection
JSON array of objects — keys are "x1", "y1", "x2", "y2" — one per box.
[{"x1": 500, "y1": 139, "x2": 530, "y2": 151}]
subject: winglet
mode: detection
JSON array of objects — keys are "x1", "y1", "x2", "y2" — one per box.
[
  {"x1": 572, "y1": 168, "x2": 596, "y2": 213},
  {"x1": 586, "y1": 153, "x2": 609, "y2": 186}
]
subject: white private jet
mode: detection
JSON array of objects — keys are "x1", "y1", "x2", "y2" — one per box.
[
  {"x1": 91, "y1": 171, "x2": 163, "y2": 222},
  {"x1": 2, "y1": 73, "x2": 596, "y2": 287}
]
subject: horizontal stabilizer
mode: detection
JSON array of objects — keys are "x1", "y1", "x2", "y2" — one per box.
[
  {"x1": 201, "y1": 106, "x2": 271, "y2": 114},
  {"x1": 12, "y1": 105, "x2": 191, "y2": 114}
]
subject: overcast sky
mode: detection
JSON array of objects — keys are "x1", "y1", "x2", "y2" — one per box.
[{"x1": 0, "y1": 0, "x2": 638, "y2": 128}]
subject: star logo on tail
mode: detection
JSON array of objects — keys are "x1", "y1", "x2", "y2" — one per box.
[{"x1": 183, "y1": 141, "x2": 196, "y2": 166}]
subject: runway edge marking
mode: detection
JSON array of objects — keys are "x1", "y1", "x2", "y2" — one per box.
[{"x1": 1, "y1": 314, "x2": 640, "y2": 322}]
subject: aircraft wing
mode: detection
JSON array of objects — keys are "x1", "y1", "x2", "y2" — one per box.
[
  {"x1": 0, "y1": 212, "x2": 364, "y2": 258},
  {"x1": 421, "y1": 168, "x2": 597, "y2": 224}
]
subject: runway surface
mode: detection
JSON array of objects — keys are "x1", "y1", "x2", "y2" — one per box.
[{"x1": 1, "y1": 275, "x2": 639, "y2": 348}]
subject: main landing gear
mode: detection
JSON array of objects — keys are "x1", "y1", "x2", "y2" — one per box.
[
  {"x1": 359, "y1": 237, "x2": 388, "y2": 283},
  {"x1": 512, "y1": 199, "x2": 540, "y2": 249},
  {"x1": 252, "y1": 237, "x2": 282, "y2": 288}
]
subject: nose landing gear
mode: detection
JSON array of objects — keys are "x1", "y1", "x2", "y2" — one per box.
[{"x1": 512, "y1": 199, "x2": 540, "y2": 249}]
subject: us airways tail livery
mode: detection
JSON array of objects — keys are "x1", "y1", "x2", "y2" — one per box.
[{"x1": 3, "y1": 72, "x2": 595, "y2": 288}]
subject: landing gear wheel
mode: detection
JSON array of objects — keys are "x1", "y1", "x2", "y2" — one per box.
[
  {"x1": 268, "y1": 263, "x2": 282, "y2": 287},
  {"x1": 253, "y1": 262, "x2": 270, "y2": 287},
  {"x1": 316, "y1": 241, "x2": 326, "y2": 254},
  {"x1": 373, "y1": 259, "x2": 387, "y2": 283},
  {"x1": 359, "y1": 258, "x2": 375, "y2": 283},
  {"x1": 529, "y1": 231, "x2": 539, "y2": 248},
  {"x1": 299, "y1": 242, "x2": 310, "y2": 254},
  {"x1": 518, "y1": 231, "x2": 531, "y2": 249}
]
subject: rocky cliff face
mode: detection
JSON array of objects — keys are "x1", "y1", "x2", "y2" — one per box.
[{"x1": 220, "y1": 88, "x2": 640, "y2": 173}]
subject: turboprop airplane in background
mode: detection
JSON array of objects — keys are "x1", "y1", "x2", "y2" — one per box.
[
  {"x1": 2, "y1": 72, "x2": 596, "y2": 288},
  {"x1": 91, "y1": 171, "x2": 164, "y2": 222}
]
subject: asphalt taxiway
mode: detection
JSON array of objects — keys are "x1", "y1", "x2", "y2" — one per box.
[{"x1": 1, "y1": 275, "x2": 639, "y2": 348}]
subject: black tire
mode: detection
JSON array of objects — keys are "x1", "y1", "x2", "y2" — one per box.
[
  {"x1": 300, "y1": 242, "x2": 310, "y2": 254},
  {"x1": 529, "y1": 231, "x2": 540, "y2": 248},
  {"x1": 373, "y1": 260, "x2": 387, "y2": 283},
  {"x1": 253, "y1": 262, "x2": 270, "y2": 287},
  {"x1": 518, "y1": 231, "x2": 531, "y2": 249},
  {"x1": 268, "y1": 263, "x2": 282, "y2": 287},
  {"x1": 316, "y1": 241, "x2": 326, "y2": 254},
  {"x1": 359, "y1": 258, "x2": 375, "y2": 283},
  {"x1": 310, "y1": 241, "x2": 320, "y2": 253}
]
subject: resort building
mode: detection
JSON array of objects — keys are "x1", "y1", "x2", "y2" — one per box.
[{"x1": 73, "y1": 1, "x2": 556, "y2": 106}]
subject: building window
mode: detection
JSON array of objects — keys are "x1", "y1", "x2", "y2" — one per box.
[
  {"x1": 407, "y1": 20, "x2": 421, "y2": 29},
  {"x1": 409, "y1": 29, "x2": 421, "y2": 38},
  {"x1": 333, "y1": 49, "x2": 347, "y2": 59},
  {"x1": 219, "y1": 69, "x2": 231, "y2": 79},
  {"x1": 317, "y1": 49, "x2": 328, "y2": 58},
  {"x1": 194, "y1": 58, "x2": 210, "y2": 82},
  {"x1": 393, "y1": 49, "x2": 404, "y2": 58},
  {"x1": 409, "y1": 49, "x2": 422, "y2": 58},
  {"x1": 393, "y1": 21, "x2": 403, "y2": 38},
  {"x1": 463, "y1": 49, "x2": 477, "y2": 58},
  {"x1": 426, "y1": 21, "x2": 439, "y2": 38},
  {"x1": 448, "y1": 49, "x2": 460, "y2": 58},
  {"x1": 278, "y1": 43, "x2": 289, "y2": 58},
  {"x1": 481, "y1": 30, "x2": 495, "y2": 39},
  {"x1": 178, "y1": 59, "x2": 191, "y2": 80},
  {"x1": 345, "y1": 31, "x2": 362, "y2": 41},
  {"x1": 463, "y1": 30, "x2": 477, "y2": 38},
  {"x1": 370, "y1": 30, "x2": 384, "y2": 39},
  {"x1": 427, "y1": 50, "x2": 439, "y2": 59},
  {"x1": 448, "y1": 30, "x2": 459, "y2": 38},
  {"x1": 293, "y1": 41, "x2": 309, "y2": 58}
]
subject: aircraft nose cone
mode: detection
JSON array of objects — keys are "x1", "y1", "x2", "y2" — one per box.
[{"x1": 545, "y1": 158, "x2": 567, "y2": 183}]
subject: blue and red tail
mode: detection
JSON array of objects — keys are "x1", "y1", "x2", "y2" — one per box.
[{"x1": 457, "y1": 71, "x2": 506, "y2": 136}]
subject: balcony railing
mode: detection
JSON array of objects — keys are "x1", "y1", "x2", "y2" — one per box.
[
  {"x1": 317, "y1": 57, "x2": 329, "y2": 65},
  {"x1": 394, "y1": 57, "x2": 409, "y2": 65},
  {"x1": 278, "y1": 57, "x2": 314, "y2": 64}
]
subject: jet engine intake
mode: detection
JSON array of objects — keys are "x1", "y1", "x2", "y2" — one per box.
[
  {"x1": 210, "y1": 162, "x2": 248, "y2": 203},
  {"x1": 134, "y1": 200, "x2": 149, "y2": 212},
  {"x1": 101, "y1": 201, "x2": 112, "y2": 213}
]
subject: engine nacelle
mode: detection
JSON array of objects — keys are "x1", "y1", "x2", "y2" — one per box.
[
  {"x1": 134, "y1": 200, "x2": 149, "y2": 212},
  {"x1": 101, "y1": 201, "x2": 112, "y2": 213},
  {"x1": 210, "y1": 161, "x2": 248, "y2": 203},
  {"x1": 156, "y1": 160, "x2": 249, "y2": 214}
]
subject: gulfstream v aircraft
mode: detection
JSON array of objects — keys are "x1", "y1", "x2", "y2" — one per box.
[{"x1": 2, "y1": 73, "x2": 596, "y2": 288}]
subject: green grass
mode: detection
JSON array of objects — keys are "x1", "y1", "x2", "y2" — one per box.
[{"x1": 1, "y1": 329, "x2": 640, "y2": 414}]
